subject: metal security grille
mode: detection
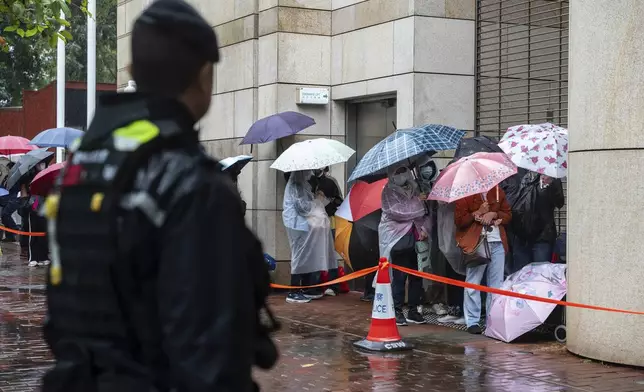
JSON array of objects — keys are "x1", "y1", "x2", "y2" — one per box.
[{"x1": 476, "y1": 0, "x2": 569, "y2": 233}]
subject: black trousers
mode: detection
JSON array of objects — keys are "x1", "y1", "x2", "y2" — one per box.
[
  {"x1": 391, "y1": 234, "x2": 423, "y2": 312},
  {"x1": 28, "y1": 212, "x2": 48, "y2": 262}
]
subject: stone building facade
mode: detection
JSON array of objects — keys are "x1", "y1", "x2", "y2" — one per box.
[{"x1": 117, "y1": 0, "x2": 477, "y2": 283}]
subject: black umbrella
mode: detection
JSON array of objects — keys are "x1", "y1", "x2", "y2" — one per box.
[
  {"x1": 6, "y1": 149, "x2": 54, "y2": 191},
  {"x1": 347, "y1": 210, "x2": 381, "y2": 272},
  {"x1": 453, "y1": 135, "x2": 502, "y2": 160}
]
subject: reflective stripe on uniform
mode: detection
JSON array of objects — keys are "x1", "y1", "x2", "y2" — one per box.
[{"x1": 120, "y1": 191, "x2": 167, "y2": 227}]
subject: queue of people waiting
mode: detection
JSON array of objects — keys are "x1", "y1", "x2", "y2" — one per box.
[{"x1": 279, "y1": 158, "x2": 564, "y2": 335}]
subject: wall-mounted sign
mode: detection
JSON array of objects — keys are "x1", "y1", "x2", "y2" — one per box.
[{"x1": 296, "y1": 87, "x2": 330, "y2": 105}]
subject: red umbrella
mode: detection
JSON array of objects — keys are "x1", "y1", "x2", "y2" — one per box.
[
  {"x1": 30, "y1": 162, "x2": 65, "y2": 196},
  {"x1": 0, "y1": 136, "x2": 37, "y2": 155},
  {"x1": 336, "y1": 178, "x2": 387, "y2": 222}
]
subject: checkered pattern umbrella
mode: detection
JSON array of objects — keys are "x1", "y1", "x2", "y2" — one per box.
[{"x1": 348, "y1": 124, "x2": 465, "y2": 182}]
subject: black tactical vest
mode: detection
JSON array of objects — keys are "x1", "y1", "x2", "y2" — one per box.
[{"x1": 43, "y1": 119, "x2": 196, "y2": 391}]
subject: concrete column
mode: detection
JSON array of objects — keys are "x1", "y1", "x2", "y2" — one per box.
[{"x1": 567, "y1": 0, "x2": 644, "y2": 366}]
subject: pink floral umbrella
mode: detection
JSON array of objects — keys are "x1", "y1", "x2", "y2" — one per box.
[
  {"x1": 428, "y1": 152, "x2": 517, "y2": 203},
  {"x1": 485, "y1": 263, "x2": 567, "y2": 343},
  {"x1": 498, "y1": 123, "x2": 568, "y2": 178}
]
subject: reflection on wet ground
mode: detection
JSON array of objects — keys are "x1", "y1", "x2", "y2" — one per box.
[{"x1": 0, "y1": 242, "x2": 643, "y2": 391}]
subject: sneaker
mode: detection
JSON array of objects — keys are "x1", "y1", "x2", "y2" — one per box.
[
  {"x1": 303, "y1": 292, "x2": 324, "y2": 300},
  {"x1": 467, "y1": 325, "x2": 483, "y2": 335},
  {"x1": 360, "y1": 293, "x2": 374, "y2": 302},
  {"x1": 437, "y1": 314, "x2": 459, "y2": 323},
  {"x1": 324, "y1": 288, "x2": 336, "y2": 297},
  {"x1": 406, "y1": 309, "x2": 426, "y2": 325},
  {"x1": 395, "y1": 311, "x2": 407, "y2": 326},
  {"x1": 286, "y1": 292, "x2": 311, "y2": 304},
  {"x1": 28, "y1": 261, "x2": 38, "y2": 268},
  {"x1": 452, "y1": 317, "x2": 466, "y2": 325},
  {"x1": 431, "y1": 303, "x2": 449, "y2": 316},
  {"x1": 37, "y1": 260, "x2": 51, "y2": 266}
]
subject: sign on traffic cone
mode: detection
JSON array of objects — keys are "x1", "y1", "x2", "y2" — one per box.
[{"x1": 354, "y1": 257, "x2": 413, "y2": 352}]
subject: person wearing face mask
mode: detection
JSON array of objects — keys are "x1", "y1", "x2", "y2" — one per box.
[
  {"x1": 283, "y1": 170, "x2": 337, "y2": 303},
  {"x1": 414, "y1": 157, "x2": 451, "y2": 317},
  {"x1": 379, "y1": 164, "x2": 429, "y2": 326}
]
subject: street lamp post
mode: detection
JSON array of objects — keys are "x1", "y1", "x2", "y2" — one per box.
[{"x1": 56, "y1": 11, "x2": 66, "y2": 163}]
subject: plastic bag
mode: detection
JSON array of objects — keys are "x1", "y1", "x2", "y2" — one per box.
[{"x1": 436, "y1": 202, "x2": 466, "y2": 275}]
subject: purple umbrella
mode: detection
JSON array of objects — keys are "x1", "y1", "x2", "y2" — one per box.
[{"x1": 240, "y1": 111, "x2": 315, "y2": 145}]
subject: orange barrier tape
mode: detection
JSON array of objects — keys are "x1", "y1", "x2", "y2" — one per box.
[
  {"x1": 391, "y1": 264, "x2": 644, "y2": 316},
  {"x1": 270, "y1": 266, "x2": 378, "y2": 290},
  {"x1": 274, "y1": 263, "x2": 644, "y2": 315},
  {"x1": 0, "y1": 225, "x2": 45, "y2": 237}
]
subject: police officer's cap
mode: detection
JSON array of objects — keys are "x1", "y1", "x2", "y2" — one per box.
[{"x1": 135, "y1": 0, "x2": 219, "y2": 63}]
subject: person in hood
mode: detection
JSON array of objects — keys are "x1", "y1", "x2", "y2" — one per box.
[
  {"x1": 42, "y1": 1, "x2": 277, "y2": 391},
  {"x1": 379, "y1": 164, "x2": 429, "y2": 326},
  {"x1": 282, "y1": 170, "x2": 337, "y2": 303}
]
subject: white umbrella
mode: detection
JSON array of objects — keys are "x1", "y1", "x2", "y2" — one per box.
[
  {"x1": 270, "y1": 138, "x2": 355, "y2": 172},
  {"x1": 498, "y1": 123, "x2": 568, "y2": 178}
]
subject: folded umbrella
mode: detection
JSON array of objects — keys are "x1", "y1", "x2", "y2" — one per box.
[
  {"x1": 270, "y1": 138, "x2": 355, "y2": 172},
  {"x1": 240, "y1": 111, "x2": 315, "y2": 145},
  {"x1": 30, "y1": 127, "x2": 84, "y2": 148},
  {"x1": 428, "y1": 152, "x2": 517, "y2": 203},
  {"x1": 348, "y1": 124, "x2": 465, "y2": 182},
  {"x1": 485, "y1": 263, "x2": 567, "y2": 343},
  {"x1": 0, "y1": 136, "x2": 37, "y2": 155},
  {"x1": 6, "y1": 149, "x2": 54, "y2": 191},
  {"x1": 30, "y1": 162, "x2": 66, "y2": 196},
  {"x1": 498, "y1": 123, "x2": 568, "y2": 178}
]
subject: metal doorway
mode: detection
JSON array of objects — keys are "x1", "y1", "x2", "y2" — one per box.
[{"x1": 345, "y1": 97, "x2": 397, "y2": 177}]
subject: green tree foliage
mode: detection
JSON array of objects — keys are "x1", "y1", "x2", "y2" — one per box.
[
  {"x1": 0, "y1": 0, "x2": 85, "y2": 48},
  {"x1": 64, "y1": 0, "x2": 116, "y2": 83},
  {"x1": 0, "y1": 0, "x2": 116, "y2": 107}
]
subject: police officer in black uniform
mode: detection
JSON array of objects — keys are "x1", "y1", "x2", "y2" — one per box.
[{"x1": 42, "y1": 1, "x2": 277, "y2": 391}]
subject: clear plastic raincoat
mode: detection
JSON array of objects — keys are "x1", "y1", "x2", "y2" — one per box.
[
  {"x1": 378, "y1": 166, "x2": 430, "y2": 263},
  {"x1": 282, "y1": 170, "x2": 338, "y2": 274}
]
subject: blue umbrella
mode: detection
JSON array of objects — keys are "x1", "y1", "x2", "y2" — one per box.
[
  {"x1": 240, "y1": 111, "x2": 315, "y2": 145},
  {"x1": 0, "y1": 188, "x2": 8, "y2": 197},
  {"x1": 348, "y1": 124, "x2": 465, "y2": 182},
  {"x1": 30, "y1": 127, "x2": 84, "y2": 148}
]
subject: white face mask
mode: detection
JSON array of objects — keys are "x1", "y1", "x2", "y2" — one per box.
[{"x1": 37, "y1": 163, "x2": 46, "y2": 171}]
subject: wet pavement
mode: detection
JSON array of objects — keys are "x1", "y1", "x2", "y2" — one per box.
[{"x1": 0, "y1": 242, "x2": 643, "y2": 391}]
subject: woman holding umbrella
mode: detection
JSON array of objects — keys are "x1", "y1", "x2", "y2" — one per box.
[
  {"x1": 430, "y1": 152, "x2": 516, "y2": 335},
  {"x1": 380, "y1": 164, "x2": 429, "y2": 326}
]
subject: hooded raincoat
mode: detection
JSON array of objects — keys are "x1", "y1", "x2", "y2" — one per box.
[
  {"x1": 283, "y1": 170, "x2": 337, "y2": 274},
  {"x1": 378, "y1": 165, "x2": 430, "y2": 263}
]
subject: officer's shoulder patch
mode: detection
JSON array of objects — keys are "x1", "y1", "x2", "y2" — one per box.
[{"x1": 112, "y1": 120, "x2": 160, "y2": 151}]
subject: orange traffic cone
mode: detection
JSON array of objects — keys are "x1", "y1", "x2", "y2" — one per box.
[{"x1": 354, "y1": 257, "x2": 413, "y2": 352}]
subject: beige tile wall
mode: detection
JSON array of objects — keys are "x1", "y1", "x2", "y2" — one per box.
[{"x1": 117, "y1": 0, "x2": 477, "y2": 282}]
